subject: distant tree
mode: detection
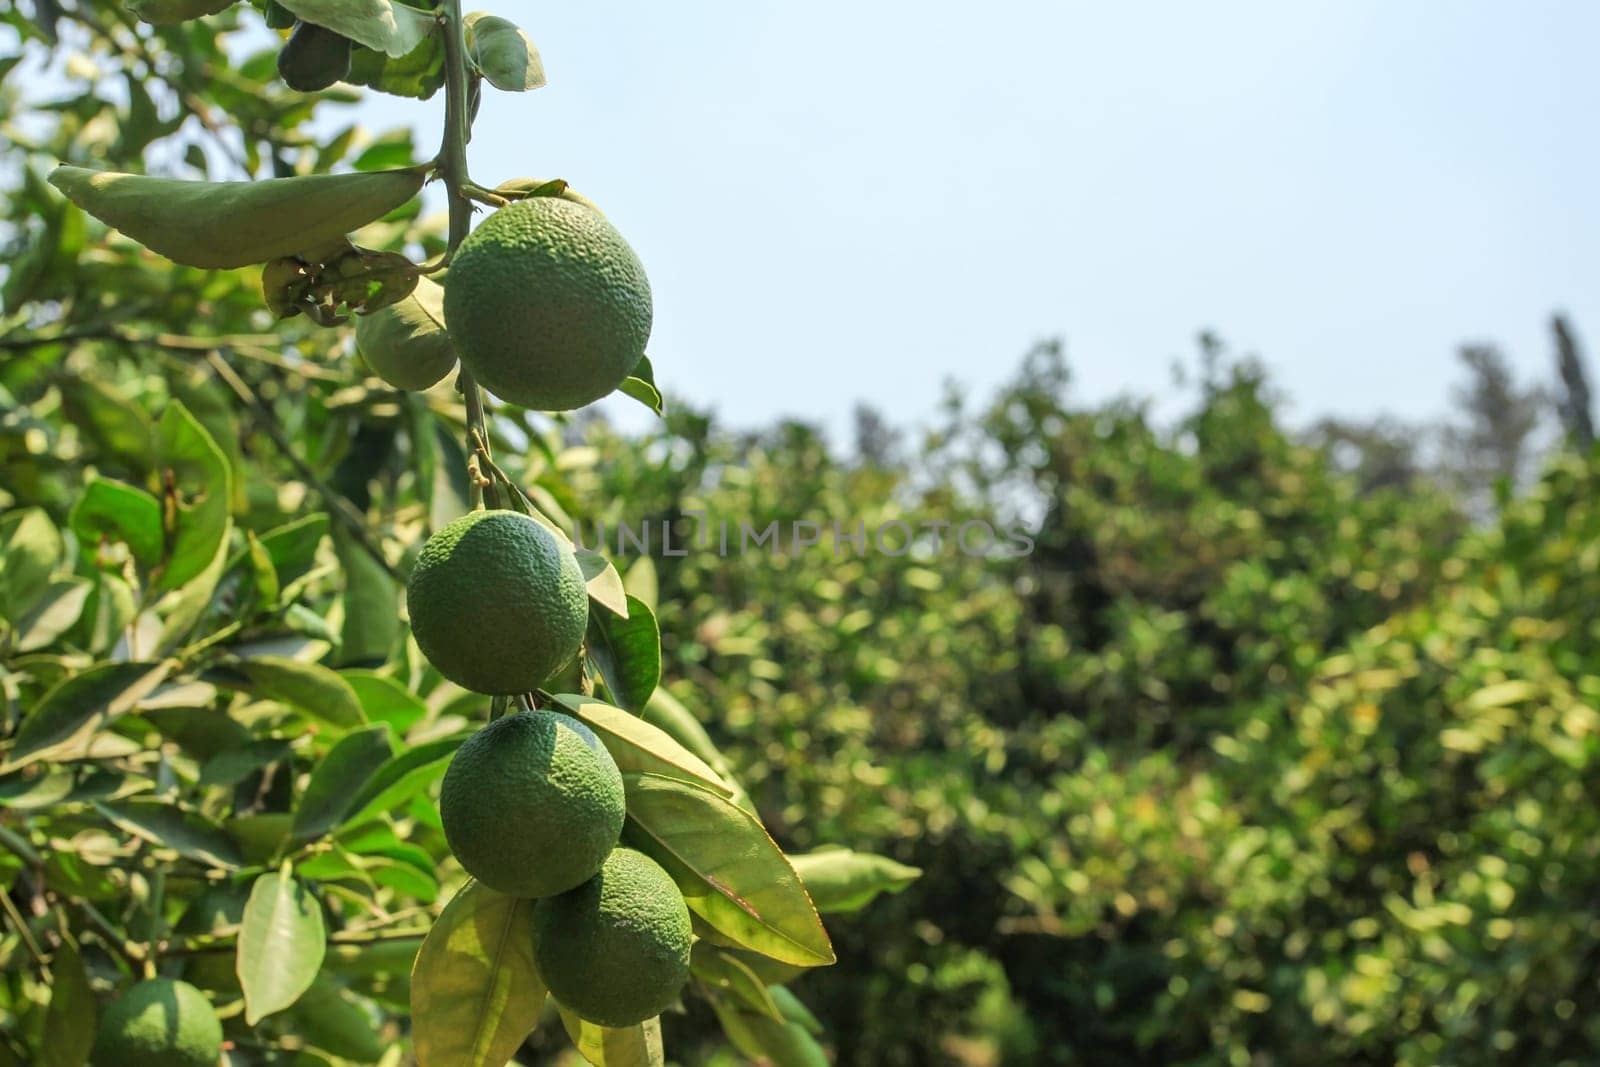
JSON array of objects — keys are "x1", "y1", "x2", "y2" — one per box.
[
  {"x1": 853, "y1": 402, "x2": 903, "y2": 467},
  {"x1": 1552, "y1": 313, "x2": 1595, "y2": 448},
  {"x1": 1309, "y1": 416, "x2": 1424, "y2": 494},
  {"x1": 1441, "y1": 343, "x2": 1546, "y2": 503}
]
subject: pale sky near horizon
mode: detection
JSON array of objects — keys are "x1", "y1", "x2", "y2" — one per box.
[{"x1": 345, "y1": 2, "x2": 1595, "y2": 437}]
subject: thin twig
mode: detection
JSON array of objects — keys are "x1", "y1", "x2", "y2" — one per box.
[{"x1": 204, "y1": 351, "x2": 404, "y2": 584}]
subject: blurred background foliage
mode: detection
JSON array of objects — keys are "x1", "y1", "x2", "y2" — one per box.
[{"x1": 4, "y1": 4, "x2": 1600, "y2": 1066}]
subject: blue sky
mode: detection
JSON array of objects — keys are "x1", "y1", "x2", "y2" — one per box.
[{"x1": 348, "y1": 1, "x2": 1598, "y2": 436}]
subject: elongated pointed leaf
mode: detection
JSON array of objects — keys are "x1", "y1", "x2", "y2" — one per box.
[
  {"x1": 95, "y1": 799, "x2": 243, "y2": 870},
  {"x1": 238, "y1": 871, "x2": 327, "y2": 1024},
  {"x1": 3, "y1": 661, "x2": 172, "y2": 772},
  {"x1": 622, "y1": 773, "x2": 833, "y2": 967},
  {"x1": 554, "y1": 694, "x2": 731, "y2": 796},
  {"x1": 209, "y1": 655, "x2": 365, "y2": 727},
  {"x1": 411, "y1": 881, "x2": 544, "y2": 1067},
  {"x1": 586, "y1": 594, "x2": 660, "y2": 711},
  {"x1": 40, "y1": 940, "x2": 95, "y2": 1067},
  {"x1": 711, "y1": 997, "x2": 829, "y2": 1067},
  {"x1": 789, "y1": 848, "x2": 922, "y2": 913},
  {"x1": 343, "y1": 735, "x2": 462, "y2": 828},
  {"x1": 341, "y1": 669, "x2": 429, "y2": 732},
  {"x1": 559, "y1": 1009, "x2": 664, "y2": 1067},
  {"x1": 153, "y1": 402, "x2": 232, "y2": 594},
  {"x1": 291, "y1": 724, "x2": 395, "y2": 842},
  {"x1": 691, "y1": 943, "x2": 782, "y2": 1021}
]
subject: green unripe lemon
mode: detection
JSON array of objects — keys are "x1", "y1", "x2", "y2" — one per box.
[
  {"x1": 406, "y1": 509, "x2": 587, "y2": 695},
  {"x1": 278, "y1": 20, "x2": 353, "y2": 93},
  {"x1": 90, "y1": 978, "x2": 222, "y2": 1067},
  {"x1": 440, "y1": 711, "x2": 625, "y2": 897},
  {"x1": 533, "y1": 847, "x2": 693, "y2": 1027},
  {"x1": 443, "y1": 197, "x2": 652, "y2": 411}
]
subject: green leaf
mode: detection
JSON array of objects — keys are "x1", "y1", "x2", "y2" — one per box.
[
  {"x1": 343, "y1": 735, "x2": 461, "y2": 828},
  {"x1": 464, "y1": 13, "x2": 545, "y2": 92},
  {"x1": 40, "y1": 939, "x2": 95, "y2": 1067},
  {"x1": 348, "y1": 34, "x2": 446, "y2": 99},
  {"x1": 12, "y1": 578, "x2": 91, "y2": 652},
  {"x1": 622, "y1": 773, "x2": 833, "y2": 967},
  {"x1": 227, "y1": 813, "x2": 294, "y2": 866},
  {"x1": 2, "y1": 662, "x2": 172, "y2": 772},
  {"x1": 619, "y1": 356, "x2": 664, "y2": 417},
  {"x1": 575, "y1": 549, "x2": 629, "y2": 618},
  {"x1": 152, "y1": 402, "x2": 233, "y2": 595},
  {"x1": 341, "y1": 669, "x2": 428, "y2": 732},
  {"x1": 70, "y1": 477, "x2": 164, "y2": 572},
  {"x1": 49, "y1": 165, "x2": 426, "y2": 269},
  {"x1": 411, "y1": 881, "x2": 545, "y2": 1067},
  {"x1": 711, "y1": 997, "x2": 829, "y2": 1067},
  {"x1": 154, "y1": 538, "x2": 230, "y2": 653},
  {"x1": 333, "y1": 525, "x2": 400, "y2": 666},
  {"x1": 559, "y1": 1009, "x2": 664, "y2": 1067},
  {"x1": 95, "y1": 799, "x2": 243, "y2": 870},
  {"x1": 238, "y1": 869, "x2": 328, "y2": 1024},
  {"x1": 691, "y1": 942, "x2": 782, "y2": 1021},
  {"x1": 554, "y1": 694, "x2": 732, "y2": 796},
  {"x1": 789, "y1": 848, "x2": 921, "y2": 913},
  {"x1": 278, "y1": 0, "x2": 436, "y2": 57},
  {"x1": 292, "y1": 724, "x2": 395, "y2": 842},
  {"x1": 622, "y1": 555, "x2": 658, "y2": 614},
  {"x1": 210, "y1": 655, "x2": 365, "y2": 728},
  {"x1": 292, "y1": 975, "x2": 387, "y2": 1062},
  {"x1": 586, "y1": 594, "x2": 660, "y2": 711},
  {"x1": 354, "y1": 274, "x2": 455, "y2": 390},
  {"x1": 428, "y1": 416, "x2": 473, "y2": 531},
  {"x1": 58, "y1": 378, "x2": 154, "y2": 476},
  {"x1": 258, "y1": 513, "x2": 330, "y2": 588},
  {"x1": 0, "y1": 507, "x2": 62, "y2": 620}
]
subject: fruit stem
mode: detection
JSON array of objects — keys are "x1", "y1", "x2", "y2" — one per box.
[{"x1": 438, "y1": 0, "x2": 499, "y2": 512}]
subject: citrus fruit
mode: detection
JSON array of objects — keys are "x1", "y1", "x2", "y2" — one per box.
[
  {"x1": 355, "y1": 276, "x2": 456, "y2": 391},
  {"x1": 278, "y1": 20, "x2": 352, "y2": 92},
  {"x1": 90, "y1": 978, "x2": 222, "y2": 1067},
  {"x1": 443, "y1": 196, "x2": 651, "y2": 411},
  {"x1": 533, "y1": 847, "x2": 693, "y2": 1027},
  {"x1": 440, "y1": 710, "x2": 625, "y2": 897},
  {"x1": 406, "y1": 509, "x2": 588, "y2": 695}
]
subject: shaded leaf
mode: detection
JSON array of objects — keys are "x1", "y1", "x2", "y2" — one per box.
[
  {"x1": 0, "y1": 507, "x2": 62, "y2": 620},
  {"x1": 210, "y1": 654, "x2": 365, "y2": 727},
  {"x1": 3, "y1": 661, "x2": 172, "y2": 772},
  {"x1": 278, "y1": 0, "x2": 436, "y2": 56},
  {"x1": 12, "y1": 579, "x2": 91, "y2": 652},
  {"x1": 95, "y1": 799, "x2": 243, "y2": 869},
  {"x1": 344, "y1": 735, "x2": 461, "y2": 828},
  {"x1": 341, "y1": 669, "x2": 428, "y2": 732},
  {"x1": 40, "y1": 939, "x2": 95, "y2": 1067},
  {"x1": 586, "y1": 594, "x2": 660, "y2": 711},
  {"x1": 292, "y1": 724, "x2": 395, "y2": 842},
  {"x1": 575, "y1": 549, "x2": 629, "y2": 618}
]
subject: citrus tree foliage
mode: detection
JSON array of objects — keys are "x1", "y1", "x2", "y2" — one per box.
[
  {"x1": 568, "y1": 348, "x2": 1600, "y2": 1065},
  {"x1": 0, "y1": 3, "x2": 913, "y2": 1064}
]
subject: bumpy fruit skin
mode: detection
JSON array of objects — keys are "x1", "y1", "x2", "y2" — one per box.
[
  {"x1": 90, "y1": 978, "x2": 222, "y2": 1067},
  {"x1": 278, "y1": 20, "x2": 354, "y2": 93},
  {"x1": 533, "y1": 847, "x2": 693, "y2": 1027},
  {"x1": 443, "y1": 197, "x2": 652, "y2": 411},
  {"x1": 406, "y1": 509, "x2": 587, "y2": 695},
  {"x1": 440, "y1": 711, "x2": 625, "y2": 897}
]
